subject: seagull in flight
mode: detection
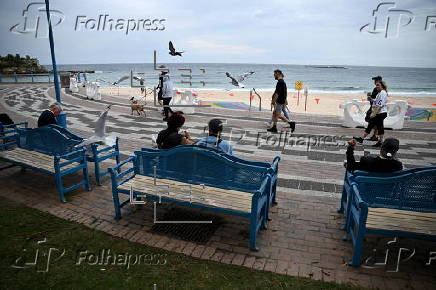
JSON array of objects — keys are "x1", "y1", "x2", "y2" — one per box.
[
  {"x1": 112, "y1": 75, "x2": 144, "y2": 86},
  {"x1": 75, "y1": 105, "x2": 116, "y2": 148},
  {"x1": 225, "y1": 71, "x2": 255, "y2": 88},
  {"x1": 169, "y1": 41, "x2": 184, "y2": 56}
]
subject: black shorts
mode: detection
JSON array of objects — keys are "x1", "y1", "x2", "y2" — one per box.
[{"x1": 365, "y1": 112, "x2": 387, "y2": 135}]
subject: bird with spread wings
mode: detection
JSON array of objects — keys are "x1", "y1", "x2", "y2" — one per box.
[
  {"x1": 225, "y1": 71, "x2": 255, "y2": 88},
  {"x1": 169, "y1": 41, "x2": 184, "y2": 56}
]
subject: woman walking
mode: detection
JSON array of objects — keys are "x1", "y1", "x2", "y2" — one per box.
[{"x1": 354, "y1": 80, "x2": 389, "y2": 147}]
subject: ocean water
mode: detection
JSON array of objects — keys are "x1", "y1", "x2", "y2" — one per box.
[{"x1": 24, "y1": 63, "x2": 436, "y2": 96}]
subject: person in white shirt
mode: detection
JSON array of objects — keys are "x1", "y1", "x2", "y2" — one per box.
[
  {"x1": 354, "y1": 80, "x2": 389, "y2": 147},
  {"x1": 161, "y1": 72, "x2": 174, "y2": 121}
]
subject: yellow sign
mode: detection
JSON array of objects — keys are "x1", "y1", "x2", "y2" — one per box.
[{"x1": 295, "y1": 81, "x2": 304, "y2": 91}]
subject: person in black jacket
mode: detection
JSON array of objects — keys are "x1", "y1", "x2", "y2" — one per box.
[
  {"x1": 156, "y1": 112, "x2": 194, "y2": 149},
  {"x1": 346, "y1": 138, "x2": 403, "y2": 172},
  {"x1": 37, "y1": 103, "x2": 62, "y2": 127}
]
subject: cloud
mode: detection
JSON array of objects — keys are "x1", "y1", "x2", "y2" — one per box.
[{"x1": 186, "y1": 39, "x2": 267, "y2": 55}]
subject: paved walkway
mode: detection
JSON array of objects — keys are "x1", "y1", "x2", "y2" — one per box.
[{"x1": 1, "y1": 84, "x2": 435, "y2": 289}]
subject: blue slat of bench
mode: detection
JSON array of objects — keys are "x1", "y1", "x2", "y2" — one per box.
[
  {"x1": 47, "y1": 125, "x2": 121, "y2": 186},
  {"x1": 0, "y1": 124, "x2": 91, "y2": 202},
  {"x1": 344, "y1": 168, "x2": 436, "y2": 266},
  {"x1": 141, "y1": 146, "x2": 280, "y2": 207},
  {"x1": 109, "y1": 147, "x2": 276, "y2": 250},
  {"x1": 338, "y1": 166, "x2": 436, "y2": 229}
]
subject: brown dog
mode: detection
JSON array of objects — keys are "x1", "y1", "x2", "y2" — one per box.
[{"x1": 130, "y1": 97, "x2": 146, "y2": 116}]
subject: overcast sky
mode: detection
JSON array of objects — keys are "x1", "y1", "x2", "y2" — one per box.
[{"x1": 1, "y1": 0, "x2": 435, "y2": 67}]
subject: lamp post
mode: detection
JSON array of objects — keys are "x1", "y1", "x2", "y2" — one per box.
[{"x1": 44, "y1": 0, "x2": 66, "y2": 127}]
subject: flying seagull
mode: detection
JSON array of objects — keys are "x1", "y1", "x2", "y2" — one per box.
[
  {"x1": 112, "y1": 75, "x2": 144, "y2": 86},
  {"x1": 75, "y1": 105, "x2": 117, "y2": 148},
  {"x1": 169, "y1": 41, "x2": 184, "y2": 56},
  {"x1": 225, "y1": 71, "x2": 255, "y2": 88}
]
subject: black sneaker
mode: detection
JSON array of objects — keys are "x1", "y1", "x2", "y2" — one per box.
[
  {"x1": 288, "y1": 121, "x2": 296, "y2": 133},
  {"x1": 368, "y1": 135, "x2": 378, "y2": 141},
  {"x1": 163, "y1": 117, "x2": 169, "y2": 121},
  {"x1": 372, "y1": 141, "x2": 382, "y2": 147},
  {"x1": 354, "y1": 137, "x2": 364, "y2": 144},
  {"x1": 267, "y1": 126, "x2": 278, "y2": 133}
]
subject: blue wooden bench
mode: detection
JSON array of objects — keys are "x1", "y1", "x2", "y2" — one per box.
[
  {"x1": 109, "y1": 146, "x2": 279, "y2": 250},
  {"x1": 339, "y1": 166, "x2": 436, "y2": 226},
  {"x1": 0, "y1": 124, "x2": 91, "y2": 203},
  {"x1": 47, "y1": 125, "x2": 120, "y2": 186},
  {"x1": 343, "y1": 167, "x2": 436, "y2": 266},
  {"x1": 141, "y1": 145, "x2": 281, "y2": 209}
]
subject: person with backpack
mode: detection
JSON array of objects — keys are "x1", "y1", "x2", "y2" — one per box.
[{"x1": 196, "y1": 119, "x2": 233, "y2": 155}]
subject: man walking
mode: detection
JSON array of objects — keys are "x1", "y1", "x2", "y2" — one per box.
[
  {"x1": 161, "y1": 72, "x2": 174, "y2": 121},
  {"x1": 267, "y1": 69, "x2": 295, "y2": 133}
]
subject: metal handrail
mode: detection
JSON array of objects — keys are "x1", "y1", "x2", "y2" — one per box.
[{"x1": 249, "y1": 88, "x2": 262, "y2": 111}]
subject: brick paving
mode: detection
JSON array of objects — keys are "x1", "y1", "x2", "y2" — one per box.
[{"x1": 1, "y1": 84, "x2": 436, "y2": 289}]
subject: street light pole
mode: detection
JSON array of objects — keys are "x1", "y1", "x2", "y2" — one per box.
[{"x1": 44, "y1": 0, "x2": 67, "y2": 127}]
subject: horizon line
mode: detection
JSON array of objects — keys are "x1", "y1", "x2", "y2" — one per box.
[{"x1": 40, "y1": 61, "x2": 436, "y2": 70}]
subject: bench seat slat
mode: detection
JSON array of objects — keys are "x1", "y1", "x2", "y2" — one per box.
[
  {"x1": 122, "y1": 179, "x2": 252, "y2": 211},
  {"x1": 367, "y1": 208, "x2": 436, "y2": 236},
  {"x1": 0, "y1": 148, "x2": 79, "y2": 173},
  {"x1": 118, "y1": 175, "x2": 252, "y2": 213}
]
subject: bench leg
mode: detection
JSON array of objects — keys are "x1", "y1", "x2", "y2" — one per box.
[
  {"x1": 112, "y1": 189, "x2": 122, "y2": 219},
  {"x1": 261, "y1": 203, "x2": 268, "y2": 230},
  {"x1": 338, "y1": 187, "x2": 346, "y2": 214},
  {"x1": 249, "y1": 212, "x2": 259, "y2": 251},
  {"x1": 349, "y1": 231, "x2": 365, "y2": 267},
  {"x1": 94, "y1": 160, "x2": 101, "y2": 186},
  {"x1": 272, "y1": 180, "x2": 278, "y2": 206},
  {"x1": 55, "y1": 173, "x2": 67, "y2": 203},
  {"x1": 348, "y1": 207, "x2": 368, "y2": 266},
  {"x1": 83, "y1": 164, "x2": 91, "y2": 191}
]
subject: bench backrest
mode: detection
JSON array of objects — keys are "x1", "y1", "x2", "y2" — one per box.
[
  {"x1": 17, "y1": 127, "x2": 81, "y2": 156},
  {"x1": 47, "y1": 124, "x2": 84, "y2": 142},
  {"x1": 134, "y1": 146, "x2": 269, "y2": 193},
  {"x1": 354, "y1": 168, "x2": 436, "y2": 212},
  {"x1": 142, "y1": 145, "x2": 275, "y2": 169}
]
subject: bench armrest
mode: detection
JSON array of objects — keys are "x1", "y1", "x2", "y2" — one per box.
[
  {"x1": 270, "y1": 156, "x2": 280, "y2": 173},
  {"x1": 58, "y1": 148, "x2": 86, "y2": 160},
  {"x1": 351, "y1": 183, "x2": 368, "y2": 209},
  {"x1": 257, "y1": 173, "x2": 272, "y2": 196},
  {"x1": 91, "y1": 137, "x2": 119, "y2": 155},
  {"x1": 56, "y1": 148, "x2": 87, "y2": 168},
  {"x1": 109, "y1": 156, "x2": 136, "y2": 186}
]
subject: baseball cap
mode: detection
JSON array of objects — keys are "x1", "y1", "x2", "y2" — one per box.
[
  {"x1": 381, "y1": 138, "x2": 399, "y2": 158},
  {"x1": 372, "y1": 76, "x2": 382, "y2": 81},
  {"x1": 208, "y1": 119, "x2": 223, "y2": 132}
]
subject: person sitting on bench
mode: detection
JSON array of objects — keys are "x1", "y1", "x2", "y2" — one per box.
[
  {"x1": 196, "y1": 118, "x2": 233, "y2": 155},
  {"x1": 37, "y1": 103, "x2": 62, "y2": 127},
  {"x1": 346, "y1": 138, "x2": 403, "y2": 172},
  {"x1": 156, "y1": 112, "x2": 194, "y2": 149}
]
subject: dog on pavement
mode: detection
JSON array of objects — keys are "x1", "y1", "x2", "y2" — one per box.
[{"x1": 130, "y1": 97, "x2": 146, "y2": 116}]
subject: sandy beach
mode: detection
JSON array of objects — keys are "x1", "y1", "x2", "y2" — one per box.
[{"x1": 100, "y1": 87, "x2": 436, "y2": 117}]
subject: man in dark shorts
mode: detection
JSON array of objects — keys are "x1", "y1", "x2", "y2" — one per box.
[
  {"x1": 267, "y1": 69, "x2": 295, "y2": 133},
  {"x1": 346, "y1": 138, "x2": 402, "y2": 172},
  {"x1": 37, "y1": 103, "x2": 62, "y2": 127}
]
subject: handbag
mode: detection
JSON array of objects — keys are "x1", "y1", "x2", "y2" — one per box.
[{"x1": 369, "y1": 106, "x2": 381, "y2": 119}]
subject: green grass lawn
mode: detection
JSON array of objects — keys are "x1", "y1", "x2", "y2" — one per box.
[{"x1": 0, "y1": 197, "x2": 363, "y2": 290}]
